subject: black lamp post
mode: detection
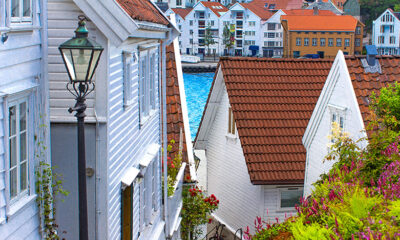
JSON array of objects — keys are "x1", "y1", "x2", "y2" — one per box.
[{"x1": 59, "y1": 15, "x2": 103, "y2": 240}]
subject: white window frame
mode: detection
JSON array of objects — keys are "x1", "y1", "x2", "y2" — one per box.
[
  {"x1": 4, "y1": 91, "x2": 36, "y2": 219},
  {"x1": 139, "y1": 47, "x2": 158, "y2": 126},
  {"x1": 123, "y1": 51, "x2": 137, "y2": 108},
  {"x1": 328, "y1": 104, "x2": 347, "y2": 143},
  {"x1": 138, "y1": 146, "x2": 160, "y2": 234},
  {"x1": 278, "y1": 187, "x2": 303, "y2": 211},
  {"x1": 10, "y1": 0, "x2": 33, "y2": 24}
]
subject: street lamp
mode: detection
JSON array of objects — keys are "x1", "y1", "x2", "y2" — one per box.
[{"x1": 59, "y1": 15, "x2": 103, "y2": 240}]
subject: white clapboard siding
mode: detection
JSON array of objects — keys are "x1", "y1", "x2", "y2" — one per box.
[
  {"x1": 47, "y1": 0, "x2": 98, "y2": 122},
  {"x1": 0, "y1": 0, "x2": 45, "y2": 237},
  {"x1": 206, "y1": 90, "x2": 263, "y2": 234},
  {"x1": 107, "y1": 43, "x2": 162, "y2": 239}
]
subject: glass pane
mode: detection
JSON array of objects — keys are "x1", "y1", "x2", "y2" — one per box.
[
  {"x1": 11, "y1": 0, "x2": 20, "y2": 17},
  {"x1": 10, "y1": 168, "x2": 17, "y2": 198},
  {"x1": 20, "y1": 102, "x2": 26, "y2": 131},
  {"x1": 9, "y1": 106, "x2": 16, "y2": 136},
  {"x1": 10, "y1": 137, "x2": 17, "y2": 167},
  {"x1": 87, "y1": 50, "x2": 102, "y2": 82},
  {"x1": 61, "y1": 49, "x2": 76, "y2": 81},
  {"x1": 23, "y1": 0, "x2": 31, "y2": 17},
  {"x1": 281, "y1": 190, "x2": 302, "y2": 208},
  {"x1": 71, "y1": 49, "x2": 91, "y2": 81},
  {"x1": 20, "y1": 132, "x2": 27, "y2": 161},
  {"x1": 20, "y1": 162, "x2": 28, "y2": 191}
]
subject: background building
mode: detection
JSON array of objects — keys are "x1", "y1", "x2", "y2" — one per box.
[
  {"x1": 372, "y1": 9, "x2": 400, "y2": 55},
  {"x1": 282, "y1": 15, "x2": 364, "y2": 58}
]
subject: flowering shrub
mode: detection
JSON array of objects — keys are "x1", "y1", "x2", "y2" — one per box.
[
  {"x1": 163, "y1": 140, "x2": 183, "y2": 196},
  {"x1": 244, "y1": 84, "x2": 400, "y2": 240},
  {"x1": 181, "y1": 186, "x2": 219, "y2": 240}
]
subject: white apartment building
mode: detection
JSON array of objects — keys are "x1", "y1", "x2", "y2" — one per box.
[
  {"x1": 218, "y1": 2, "x2": 264, "y2": 56},
  {"x1": 178, "y1": 1, "x2": 228, "y2": 56},
  {"x1": 372, "y1": 8, "x2": 400, "y2": 55},
  {"x1": 261, "y1": 10, "x2": 285, "y2": 57}
]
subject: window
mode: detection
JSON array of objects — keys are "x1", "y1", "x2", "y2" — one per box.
[
  {"x1": 378, "y1": 36, "x2": 385, "y2": 44},
  {"x1": 198, "y1": 12, "x2": 205, "y2": 19},
  {"x1": 228, "y1": 107, "x2": 235, "y2": 135},
  {"x1": 176, "y1": 0, "x2": 182, "y2": 5},
  {"x1": 304, "y1": 38, "x2": 309, "y2": 46},
  {"x1": 190, "y1": 39, "x2": 193, "y2": 44},
  {"x1": 355, "y1": 39, "x2": 360, "y2": 47},
  {"x1": 329, "y1": 105, "x2": 346, "y2": 143},
  {"x1": 280, "y1": 188, "x2": 303, "y2": 209},
  {"x1": 11, "y1": 0, "x2": 32, "y2": 23},
  {"x1": 293, "y1": 51, "x2": 300, "y2": 58},
  {"x1": 336, "y1": 38, "x2": 342, "y2": 47},
  {"x1": 356, "y1": 26, "x2": 361, "y2": 35},
  {"x1": 312, "y1": 38, "x2": 317, "y2": 46},
  {"x1": 190, "y1": 29, "x2": 193, "y2": 35},
  {"x1": 236, "y1": 20, "x2": 243, "y2": 29},
  {"x1": 139, "y1": 48, "x2": 158, "y2": 125},
  {"x1": 248, "y1": 21, "x2": 255, "y2": 27},
  {"x1": 123, "y1": 51, "x2": 137, "y2": 107},
  {"x1": 390, "y1": 36, "x2": 396, "y2": 44},
  {"x1": 296, "y1": 38, "x2": 301, "y2": 46},
  {"x1": 389, "y1": 25, "x2": 394, "y2": 33},
  {"x1": 344, "y1": 38, "x2": 350, "y2": 47},
  {"x1": 210, "y1": 20, "x2": 214, "y2": 26},
  {"x1": 223, "y1": 21, "x2": 229, "y2": 26},
  {"x1": 268, "y1": 32, "x2": 275, "y2": 38},
  {"x1": 380, "y1": 25, "x2": 384, "y2": 33},
  {"x1": 236, "y1": 40, "x2": 242, "y2": 47},
  {"x1": 320, "y1": 38, "x2": 326, "y2": 47},
  {"x1": 189, "y1": 20, "x2": 193, "y2": 26},
  {"x1": 268, "y1": 23, "x2": 275, "y2": 30},
  {"x1": 328, "y1": 38, "x2": 333, "y2": 47},
  {"x1": 8, "y1": 99, "x2": 29, "y2": 202}
]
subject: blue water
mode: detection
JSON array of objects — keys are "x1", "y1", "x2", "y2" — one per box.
[{"x1": 183, "y1": 72, "x2": 215, "y2": 140}]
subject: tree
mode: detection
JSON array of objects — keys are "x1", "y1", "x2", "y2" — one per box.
[
  {"x1": 222, "y1": 24, "x2": 235, "y2": 56},
  {"x1": 204, "y1": 25, "x2": 216, "y2": 56}
]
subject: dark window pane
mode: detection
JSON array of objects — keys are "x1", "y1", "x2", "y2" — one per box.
[{"x1": 281, "y1": 189, "x2": 302, "y2": 208}]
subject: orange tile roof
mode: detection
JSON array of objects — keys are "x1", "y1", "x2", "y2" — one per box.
[
  {"x1": 216, "y1": 57, "x2": 333, "y2": 184},
  {"x1": 345, "y1": 56, "x2": 400, "y2": 129},
  {"x1": 171, "y1": 8, "x2": 193, "y2": 19},
  {"x1": 241, "y1": 2, "x2": 274, "y2": 20},
  {"x1": 200, "y1": 1, "x2": 228, "y2": 17},
  {"x1": 166, "y1": 44, "x2": 191, "y2": 181},
  {"x1": 281, "y1": 15, "x2": 358, "y2": 31},
  {"x1": 283, "y1": 9, "x2": 336, "y2": 16},
  {"x1": 116, "y1": 0, "x2": 169, "y2": 25},
  {"x1": 249, "y1": 0, "x2": 304, "y2": 10}
]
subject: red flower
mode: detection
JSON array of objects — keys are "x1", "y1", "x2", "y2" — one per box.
[
  {"x1": 208, "y1": 218, "x2": 213, "y2": 224},
  {"x1": 216, "y1": 200, "x2": 219, "y2": 204},
  {"x1": 211, "y1": 194, "x2": 216, "y2": 199},
  {"x1": 186, "y1": 175, "x2": 191, "y2": 181}
]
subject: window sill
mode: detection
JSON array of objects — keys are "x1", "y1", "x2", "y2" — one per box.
[
  {"x1": 140, "y1": 109, "x2": 158, "y2": 127},
  {"x1": 276, "y1": 208, "x2": 297, "y2": 213},
  {"x1": 225, "y1": 133, "x2": 237, "y2": 140},
  {"x1": 1, "y1": 25, "x2": 40, "y2": 34},
  {"x1": 6, "y1": 194, "x2": 37, "y2": 221}
]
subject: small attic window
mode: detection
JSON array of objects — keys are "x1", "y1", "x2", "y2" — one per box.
[
  {"x1": 269, "y1": 4, "x2": 275, "y2": 9},
  {"x1": 264, "y1": 3, "x2": 268, "y2": 7}
]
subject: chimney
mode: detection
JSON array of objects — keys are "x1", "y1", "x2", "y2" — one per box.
[
  {"x1": 365, "y1": 45, "x2": 378, "y2": 66},
  {"x1": 313, "y1": 6, "x2": 318, "y2": 15}
]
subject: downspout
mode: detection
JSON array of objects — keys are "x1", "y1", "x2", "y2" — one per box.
[
  {"x1": 162, "y1": 37, "x2": 170, "y2": 238},
  {"x1": 94, "y1": 109, "x2": 100, "y2": 240}
]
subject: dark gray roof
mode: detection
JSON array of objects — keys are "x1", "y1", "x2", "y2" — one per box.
[
  {"x1": 155, "y1": 2, "x2": 169, "y2": 12},
  {"x1": 306, "y1": 1, "x2": 343, "y2": 15}
]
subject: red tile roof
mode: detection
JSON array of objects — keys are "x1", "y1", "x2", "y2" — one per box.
[
  {"x1": 241, "y1": 2, "x2": 274, "y2": 21},
  {"x1": 200, "y1": 1, "x2": 228, "y2": 17},
  {"x1": 171, "y1": 8, "x2": 193, "y2": 19},
  {"x1": 116, "y1": 0, "x2": 169, "y2": 25},
  {"x1": 248, "y1": 0, "x2": 304, "y2": 11},
  {"x1": 345, "y1": 56, "x2": 400, "y2": 128},
  {"x1": 166, "y1": 44, "x2": 190, "y2": 181},
  {"x1": 218, "y1": 57, "x2": 333, "y2": 185},
  {"x1": 281, "y1": 15, "x2": 358, "y2": 31},
  {"x1": 283, "y1": 9, "x2": 336, "y2": 16}
]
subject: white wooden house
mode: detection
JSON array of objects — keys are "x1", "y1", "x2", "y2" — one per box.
[
  {"x1": 0, "y1": 0, "x2": 49, "y2": 238},
  {"x1": 303, "y1": 50, "x2": 400, "y2": 196},
  {"x1": 194, "y1": 57, "x2": 333, "y2": 234},
  {"x1": 48, "y1": 0, "x2": 179, "y2": 239},
  {"x1": 372, "y1": 8, "x2": 400, "y2": 55}
]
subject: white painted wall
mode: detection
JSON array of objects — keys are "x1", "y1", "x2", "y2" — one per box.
[
  {"x1": 303, "y1": 52, "x2": 367, "y2": 196},
  {"x1": 372, "y1": 9, "x2": 400, "y2": 55},
  {"x1": 0, "y1": 0, "x2": 47, "y2": 238},
  {"x1": 206, "y1": 88, "x2": 263, "y2": 234},
  {"x1": 261, "y1": 10, "x2": 285, "y2": 57}
]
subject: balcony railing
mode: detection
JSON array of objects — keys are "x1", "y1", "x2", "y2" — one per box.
[
  {"x1": 198, "y1": 24, "x2": 205, "y2": 28},
  {"x1": 236, "y1": 24, "x2": 243, "y2": 29},
  {"x1": 167, "y1": 162, "x2": 186, "y2": 238}
]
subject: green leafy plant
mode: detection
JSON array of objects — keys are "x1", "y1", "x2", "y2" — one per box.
[
  {"x1": 181, "y1": 186, "x2": 219, "y2": 240},
  {"x1": 163, "y1": 139, "x2": 183, "y2": 197}
]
